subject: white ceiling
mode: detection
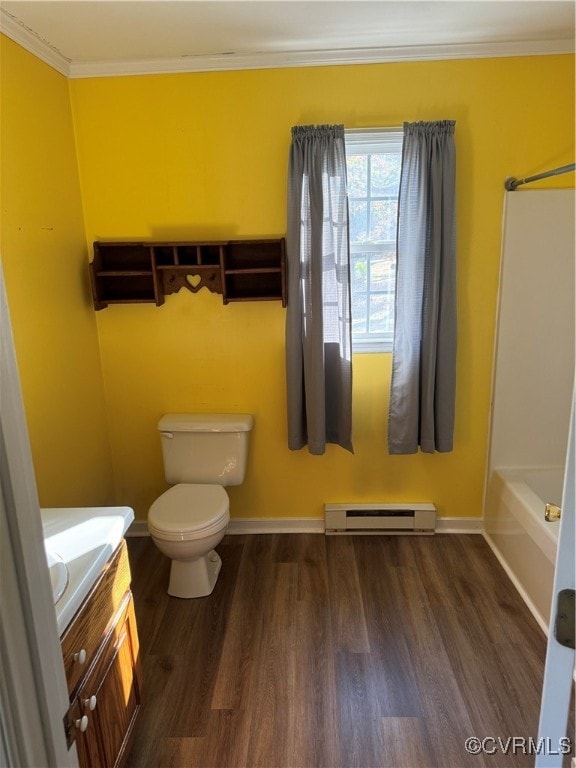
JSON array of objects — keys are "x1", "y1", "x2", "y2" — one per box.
[{"x1": 1, "y1": 0, "x2": 574, "y2": 78}]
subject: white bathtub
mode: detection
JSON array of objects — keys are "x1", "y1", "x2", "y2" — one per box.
[{"x1": 483, "y1": 466, "x2": 562, "y2": 633}]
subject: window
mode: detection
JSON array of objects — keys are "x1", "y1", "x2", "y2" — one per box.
[{"x1": 345, "y1": 129, "x2": 403, "y2": 352}]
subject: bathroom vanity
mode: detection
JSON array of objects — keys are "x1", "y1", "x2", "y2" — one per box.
[{"x1": 42, "y1": 506, "x2": 141, "y2": 768}]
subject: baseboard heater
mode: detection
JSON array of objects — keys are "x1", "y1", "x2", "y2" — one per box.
[{"x1": 324, "y1": 503, "x2": 436, "y2": 535}]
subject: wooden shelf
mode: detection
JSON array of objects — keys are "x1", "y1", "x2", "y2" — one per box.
[
  {"x1": 96, "y1": 270, "x2": 153, "y2": 276},
  {"x1": 89, "y1": 238, "x2": 286, "y2": 310},
  {"x1": 224, "y1": 267, "x2": 281, "y2": 274}
]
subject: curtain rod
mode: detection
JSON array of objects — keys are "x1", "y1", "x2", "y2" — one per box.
[{"x1": 504, "y1": 163, "x2": 576, "y2": 191}]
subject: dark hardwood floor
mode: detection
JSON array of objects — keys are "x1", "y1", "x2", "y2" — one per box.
[{"x1": 124, "y1": 533, "x2": 555, "y2": 768}]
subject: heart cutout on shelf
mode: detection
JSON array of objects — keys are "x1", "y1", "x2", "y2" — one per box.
[{"x1": 186, "y1": 274, "x2": 202, "y2": 290}]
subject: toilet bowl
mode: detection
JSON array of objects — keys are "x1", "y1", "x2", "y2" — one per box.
[
  {"x1": 148, "y1": 484, "x2": 230, "y2": 598},
  {"x1": 147, "y1": 413, "x2": 253, "y2": 598}
]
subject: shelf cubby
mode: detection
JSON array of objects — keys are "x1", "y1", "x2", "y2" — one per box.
[
  {"x1": 222, "y1": 239, "x2": 286, "y2": 305},
  {"x1": 96, "y1": 243, "x2": 152, "y2": 271},
  {"x1": 90, "y1": 242, "x2": 162, "y2": 310},
  {"x1": 223, "y1": 271, "x2": 284, "y2": 303},
  {"x1": 175, "y1": 245, "x2": 199, "y2": 265},
  {"x1": 153, "y1": 245, "x2": 177, "y2": 266}
]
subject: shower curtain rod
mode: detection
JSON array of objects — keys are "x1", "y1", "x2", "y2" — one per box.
[{"x1": 504, "y1": 163, "x2": 576, "y2": 191}]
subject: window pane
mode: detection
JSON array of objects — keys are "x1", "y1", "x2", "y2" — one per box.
[
  {"x1": 345, "y1": 130, "x2": 402, "y2": 351},
  {"x1": 369, "y1": 294, "x2": 385, "y2": 333},
  {"x1": 347, "y1": 155, "x2": 368, "y2": 197},
  {"x1": 369, "y1": 293, "x2": 395, "y2": 334},
  {"x1": 351, "y1": 255, "x2": 368, "y2": 292},
  {"x1": 370, "y1": 249, "x2": 396, "y2": 291},
  {"x1": 349, "y1": 200, "x2": 368, "y2": 242},
  {"x1": 371, "y1": 153, "x2": 401, "y2": 196},
  {"x1": 370, "y1": 257, "x2": 386, "y2": 289},
  {"x1": 351, "y1": 292, "x2": 367, "y2": 335},
  {"x1": 369, "y1": 199, "x2": 397, "y2": 241}
]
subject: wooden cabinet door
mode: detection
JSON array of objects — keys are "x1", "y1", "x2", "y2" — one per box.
[
  {"x1": 70, "y1": 697, "x2": 103, "y2": 768},
  {"x1": 77, "y1": 595, "x2": 142, "y2": 768},
  {"x1": 61, "y1": 542, "x2": 131, "y2": 697}
]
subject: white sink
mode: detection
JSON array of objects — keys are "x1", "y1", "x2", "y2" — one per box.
[
  {"x1": 44, "y1": 544, "x2": 69, "y2": 605},
  {"x1": 41, "y1": 506, "x2": 134, "y2": 634}
]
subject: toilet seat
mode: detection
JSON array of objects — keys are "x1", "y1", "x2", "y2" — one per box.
[{"x1": 148, "y1": 484, "x2": 229, "y2": 542}]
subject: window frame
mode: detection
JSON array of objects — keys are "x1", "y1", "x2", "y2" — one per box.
[{"x1": 345, "y1": 128, "x2": 403, "y2": 354}]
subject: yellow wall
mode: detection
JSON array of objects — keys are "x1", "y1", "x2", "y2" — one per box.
[
  {"x1": 1, "y1": 36, "x2": 115, "y2": 507},
  {"x1": 69, "y1": 54, "x2": 574, "y2": 522},
  {"x1": 3, "y1": 44, "x2": 572, "y2": 522}
]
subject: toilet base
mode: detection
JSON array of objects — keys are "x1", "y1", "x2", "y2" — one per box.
[{"x1": 167, "y1": 549, "x2": 222, "y2": 598}]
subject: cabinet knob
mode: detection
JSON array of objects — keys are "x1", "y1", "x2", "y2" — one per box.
[
  {"x1": 75, "y1": 715, "x2": 89, "y2": 733},
  {"x1": 83, "y1": 695, "x2": 97, "y2": 711},
  {"x1": 73, "y1": 649, "x2": 87, "y2": 665}
]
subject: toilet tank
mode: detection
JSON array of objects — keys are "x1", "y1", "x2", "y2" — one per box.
[{"x1": 158, "y1": 413, "x2": 254, "y2": 487}]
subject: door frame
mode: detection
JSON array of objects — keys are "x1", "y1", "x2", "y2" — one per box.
[
  {"x1": 0, "y1": 261, "x2": 76, "y2": 767},
  {"x1": 536, "y1": 386, "x2": 575, "y2": 767}
]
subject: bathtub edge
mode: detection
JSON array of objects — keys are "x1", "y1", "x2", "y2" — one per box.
[{"x1": 482, "y1": 529, "x2": 548, "y2": 635}]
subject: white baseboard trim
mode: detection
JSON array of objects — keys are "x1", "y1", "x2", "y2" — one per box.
[
  {"x1": 126, "y1": 521, "x2": 150, "y2": 537},
  {"x1": 436, "y1": 517, "x2": 484, "y2": 534},
  {"x1": 227, "y1": 517, "x2": 325, "y2": 534},
  {"x1": 127, "y1": 516, "x2": 483, "y2": 536}
]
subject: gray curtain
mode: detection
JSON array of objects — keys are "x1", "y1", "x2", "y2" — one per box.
[
  {"x1": 388, "y1": 120, "x2": 457, "y2": 454},
  {"x1": 285, "y1": 124, "x2": 353, "y2": 455}
]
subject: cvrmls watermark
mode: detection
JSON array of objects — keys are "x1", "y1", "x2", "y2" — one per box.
[{"x1": 464, "y1": 736, "x2": 572, "y2": 756}]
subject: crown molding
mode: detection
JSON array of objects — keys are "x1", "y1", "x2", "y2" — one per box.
[
  {"x1": 69, "y1": 38, "x2": 575, "y2": 78},
  {"x1": 0, "y1": 9, "x2": 70, "y2": 77},
  {"x1": 1, "y1": 8, "x2": 573, "y2": 81}
]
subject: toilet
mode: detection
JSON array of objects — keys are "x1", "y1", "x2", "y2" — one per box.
[{"x1": 148, "y1": 413, "x2": 253, "y2": 598}]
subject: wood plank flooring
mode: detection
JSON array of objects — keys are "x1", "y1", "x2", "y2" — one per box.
[{"x1": 124, "y1": 534, "x2": 558, "y2": 768}]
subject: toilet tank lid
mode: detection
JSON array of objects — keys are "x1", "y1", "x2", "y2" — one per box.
[{"x1": 158, "y1": 413, "x2": 254, "y2": 433}]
